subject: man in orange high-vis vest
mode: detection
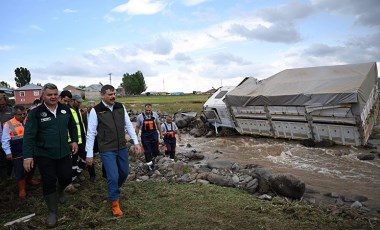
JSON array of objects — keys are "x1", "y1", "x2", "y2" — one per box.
[
  {"x1": 1, "y1": 105, "x2": 40, "y2": 198},
  {"x1": 135, "y1": 104, "x2": 163, "y2": 175}
]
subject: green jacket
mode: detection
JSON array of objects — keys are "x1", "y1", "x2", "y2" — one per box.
[{"x1": 23, "y1": 103, "x2": 78, "y2": 159}]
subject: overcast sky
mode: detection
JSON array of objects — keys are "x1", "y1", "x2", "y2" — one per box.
[{"x1": 0, "y1": 0, "x2": 379, "y2": 93}]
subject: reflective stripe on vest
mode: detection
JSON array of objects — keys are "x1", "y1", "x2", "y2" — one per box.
[
  {"x1": 5, "y1": 118, "x2": 24, "y2": 140},
  {"x1": 68, "y1": 108, "x2": 85, "y2": 144}
]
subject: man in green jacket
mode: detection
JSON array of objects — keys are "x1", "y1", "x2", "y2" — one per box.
[{"x1": 23, "y1": 83, "x2": 78, "y2": 228}]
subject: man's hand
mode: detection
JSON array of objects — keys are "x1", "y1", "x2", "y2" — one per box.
[
  {"x1": 134, "y1": 144, "x2": 142, "y2": 155},
  {"x1": 86, "y1": 157, "x2": 93, "y2": 166},
  {"x1": 70, "y1": 142, "x2": 78, "y2": 154},
  {"x1": 23, "y1": 159, "x2": 34, "y2": 172}
]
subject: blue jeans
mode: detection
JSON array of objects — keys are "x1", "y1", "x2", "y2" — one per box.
[{"x1": 100, "y1": 148, "x2": 129, "y2": 201}]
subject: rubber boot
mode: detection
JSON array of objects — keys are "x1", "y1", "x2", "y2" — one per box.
[
  {"x1": 18, "y1": 179, "x2": 27, "y2": 199},
  {"x1": 57, "y1": 184, "x2": 67, "y2": 204},
  {"x1": 26, "y1": 177, "x2": 41, "y2": 186},
  {"x1": 44, "y1": 193, "x2": 58, "y2": 228},
  {"x1": 111, "y1": 200, "x2": 123, "y2": 216}
]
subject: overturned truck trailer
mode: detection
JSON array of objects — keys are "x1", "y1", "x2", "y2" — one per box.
[{"x1": 205, "y1": 62, "x2": 379, "y2": 146}]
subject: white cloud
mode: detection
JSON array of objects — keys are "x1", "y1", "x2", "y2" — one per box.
[
  {"x1": 103, "y1": 14, "x2": 116, "y2": 23},
  {"x1": 112, "y1": 0, "x2": 168, "y2": 15},
  {"x1": 63, "y1": 9, "x2": 77, "y2": 13},
  {"x1": 182, "y1": 0, "x2": 208, "y2": 6},
  {"x1": 0, "y1": 45, "x2": 14, "y2": 51},
  {"x1": 29, "y1": 25, "x2": 44, "y2": 31}
]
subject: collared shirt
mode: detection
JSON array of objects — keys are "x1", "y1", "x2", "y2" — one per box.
[
  {"x1": 85, "y1": 101, "x2": 139, "y2": 158},
  {"x1": 44, "y1": 102, "x2": 58, "y2": 117},
  {"x1": 1, "y1": 124, "x2": 11, "y2": 155}
]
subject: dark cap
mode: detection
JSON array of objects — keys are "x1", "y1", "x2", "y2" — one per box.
[{"x1": 72, "y1": 95, "x2": 83, "y2": 102}]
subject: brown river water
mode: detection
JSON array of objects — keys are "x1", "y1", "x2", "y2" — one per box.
[{"x1": 176, "y1": 133, "x2": 380, "y2": 213}]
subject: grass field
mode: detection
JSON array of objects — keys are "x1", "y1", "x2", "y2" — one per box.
[
  {"x1": 1, "y1": 163, "x2": 377, "y2": 230},
  {"x1": 84, "y1": 94, "x2": 210, "y2": 115}
]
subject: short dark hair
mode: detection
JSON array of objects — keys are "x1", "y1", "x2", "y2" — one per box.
[
  {"x1": 33, "y1": 99, "x2": 41, "y2": 105},
  {"x1": 100, "y1": 85, "x2": 115, "y2": 95},
  {"x1": 145, "y1": 103, "x2": 152, "y2": 108},
  {"x1": 59, "y1": 90, "x2": 72, "y2": 99},
  {"x1": 14, "y1": 105, "x2": 25, "y2": 112}
]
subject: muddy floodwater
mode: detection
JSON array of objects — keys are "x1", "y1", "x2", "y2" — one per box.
[{"x1": 177, "y1": 133, "x2": 380, "y2": 212}]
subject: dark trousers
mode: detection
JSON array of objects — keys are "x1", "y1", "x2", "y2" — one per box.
[
  {"x1": 0, "y1": 148, "x2": 13, "y2": 180},
  {"x1": 35, "y1": 155, "x2": 72, "y2": 196},
  {"x1": 13, "y1": 158, "x2": 36, "y2": 180},
  {"x1": 141, "y1": 131, "x2": 159, "y2": 163},
  {"x1": 164, "y1": 138, "x2": 176, "y2": 159}
]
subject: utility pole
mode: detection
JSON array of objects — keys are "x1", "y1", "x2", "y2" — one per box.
[
  {"x1": 108, "y1": 73, "x2": 112, "y2": 85},
  {"x1": 163, "y1": 78, "x2": 165, "y2": 92}
]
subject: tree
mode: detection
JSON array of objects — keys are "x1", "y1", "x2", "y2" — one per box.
[
  {"x1": 78, "y1": 85, "x2": 86, "y2": 89},
  {"x1": 121, "y1": 71, "x2": 147, "y2": 95},
  {"x1": 14, "y1": 67, "x2": 31, "y2": 87},
  {"x1": 0, "y1": 81, "x2": 10, "y2": 88}
]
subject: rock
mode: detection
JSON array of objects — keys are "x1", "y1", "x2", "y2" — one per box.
[
  {"x1": 175, "y1": 118, "x2": 188, "y2": 129},
  {"x1": 185, "y1": 152, "x2": 205, "y2": 160},
  {"x1": 245, "y1": 178, "x2": 258, "y2": 193},
  {"x1": 189, "y1": 128, "x2": 204, "y2": 137},
  {"x1": 353, "y1": 195, "x2": 368, "y2": 202},
  {"x1": 231, "y1": 163, "x2": 241, "y2": 171},
  {"x1": 205, "y1": 130, "x2": 215, "y2": 137},
  {"x1": 324, "y1": 192, "x2": 340, "y2": 198},
  {"x1": 268, "y1": 173, "x2": 305, "y2": 200},
  {"x1": 207, "y1": 160, "x2": 233, "y2": 169},
  {"x1": 253, "y1": 168, "x2": 273, "y2": 194},
  {"x1": 351, "y1": 201, "x2": 363, "y2": 209},
  {"x1": 335, "y1": 198, "x2": 344, "y2": 206},
  {"x1": 178, "y1": 173, "x2": 196, "y2": 183},
  {"x1": 258, "y1": 194, "x2": 272, "y2": 201},
  {"x1": 172, "y1": 162, "x2": 186, "y2": 176},
  {"x1": 207, "y1": 173, "x2": 234, "y2": 187},
  {"x1": 196, "y1": 179, "x2": 210, "y2": 185},
  {"x1": 357, "y1": 153, "x2": 375, "y2": 161}
]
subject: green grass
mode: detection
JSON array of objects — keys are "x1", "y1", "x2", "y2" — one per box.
[
  {"x1": 83, "y1": 94, "x2": 210, "y2": 115},
  {"x1": 0, "y1": 165, "x2": 377, "y2": 230}
]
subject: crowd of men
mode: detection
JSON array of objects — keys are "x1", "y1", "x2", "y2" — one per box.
[{"x1": 0, "y1": 84, "x2": 181, "y2": 228}]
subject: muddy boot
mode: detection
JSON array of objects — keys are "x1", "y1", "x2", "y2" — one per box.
[
  {"x1": 57, "y1": 184, "x2": 67, "y2": 204},
  {"x1": 44, "y1": 193, "x2": 58, "y2": 228},
  {"x1": 18, "y1": 179, "x2": 27, "y2": 199}
]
